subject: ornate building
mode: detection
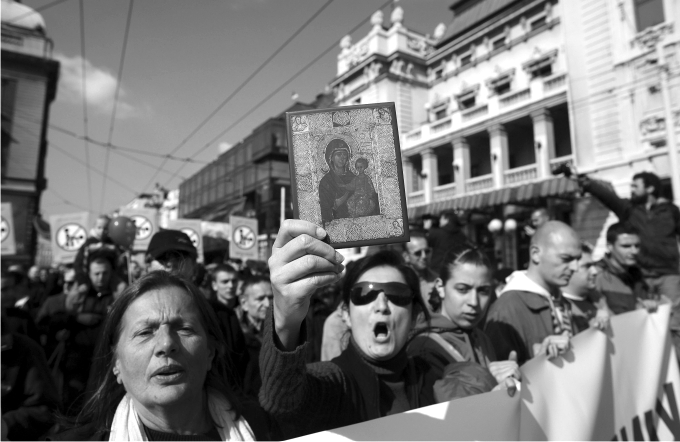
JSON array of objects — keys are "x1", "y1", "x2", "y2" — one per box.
[
  {"x1": 1, "y1": 0, "x2": 60, "y2": 266},
  {"x1": 330, "y1": 0, "x2": 679, "y2": 266}
]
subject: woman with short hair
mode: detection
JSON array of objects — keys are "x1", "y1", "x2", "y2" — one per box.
[{"x1": 260, "y1": 220, "x2": 439, "y2": 439}]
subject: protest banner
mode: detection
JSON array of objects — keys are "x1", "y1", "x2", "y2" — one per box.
[
  {"x1": 295, "y1": 305, "x2": 680, "y2": 441},
  {"x1": 119, "y1": 208, "x2": 158, "y2": 253},
  {"x1": 229, "y1": 215, "x2": 258, "y2": 261},
  {"x1": 1, "y1": 203, "x2": 17, "y2": 255},
  {"x1": 167, "y1": 219, "x2": 203, "y2": 263},
  {"x1": 49, "y1": 212, "x2": 90, "y2": 263}
]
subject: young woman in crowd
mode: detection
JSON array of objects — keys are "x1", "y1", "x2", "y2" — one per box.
[
  {"x1": 260, "y1": 220, "x2": 440, "y2": 439},
  {"x1": 51, "y1": 271, "x2": 272, "y2": 441},
  {"x1": 408, "y1": 247, "x2": 521, "y2": 395}
]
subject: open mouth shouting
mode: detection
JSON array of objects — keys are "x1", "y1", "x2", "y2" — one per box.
[{"x1": 373, "y1": 321, "x2": 391, "y2": 343}]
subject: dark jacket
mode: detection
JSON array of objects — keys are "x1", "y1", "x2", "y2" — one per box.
[
  {"x1": 582, "y1": 178, "x2": 680, "y2": 275},
  {"x1": 485, "y1": 290, "x2": 556, "y2": 365},
  {"x1": 259, "y1": 310, "x2": 439, "y2": 439},
  {"x1": 427, "y1": 223, "x2": 473, "y2": 272},
  {"x1": 408, "y1": 312, "x2": 496, "y2": 374},
  {"x1": 2, "y1": 333, "x2": 60, "y2": 441},
  {"x1": 594, "y1": 256, "x2": 650, "y2": 315}
]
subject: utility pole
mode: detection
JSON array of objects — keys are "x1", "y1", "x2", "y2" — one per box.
[{"x1": 636, "y1": 23, "x2": 680, "y2": 204}]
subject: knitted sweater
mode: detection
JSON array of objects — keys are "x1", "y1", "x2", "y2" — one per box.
[{"x1": 258, "y1": 310, "x2": 438, "y2": 439}]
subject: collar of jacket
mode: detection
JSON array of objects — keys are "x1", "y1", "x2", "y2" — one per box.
[
  {"x1": 331, "y1": 338, "x2": 419, "y2": 421},
  {"x1": 510, "y1": 290, "x2": 552, "y2": 312}
]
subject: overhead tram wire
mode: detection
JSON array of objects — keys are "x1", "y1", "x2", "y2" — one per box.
[
  {"x1": 6, "y1": 0, "x2": 72, "y2": 25},
  {"x1": 78, "y1": 0, "x2": 93, "y2": 213},
  {"x1": 100, "y1": 0, "x2": 135, "y2": 213},
  {"x1": 141, "y1": 0, "x2": 337, "y2": 193},
  {"x1": 162, "y1": 0, "x2": 394, "y2": 187}
]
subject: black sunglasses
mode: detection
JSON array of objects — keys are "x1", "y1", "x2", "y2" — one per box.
[
  {"x1": 413, "y1": 248, "x2": 431, "y2": 257},
  {"x1": 350, "y1": 282, "x2": 414, "y2": 307}
]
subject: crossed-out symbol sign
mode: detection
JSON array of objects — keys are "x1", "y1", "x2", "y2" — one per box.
[
  {"x1": 131, "y1": 216, "x2": 153, "y2": 240},
  {"x1": 1, "y1": 217, "x2": 10, "y2": 243},
  {"x1": 233, "y1": 225, "x2": 255, "y2": 250},
  {"x1": 56, "y1": 223, "x2": 87, "y2": 251},
  {"x1": 181, "y1": 228, "x2": 200, "y2": 248},
  {"x1": 1, "y1": 217, "x2": 9, "y2": 243}
]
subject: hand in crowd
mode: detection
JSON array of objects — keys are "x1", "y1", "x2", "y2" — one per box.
[
  {"x1": 588, "y1": 308, "x2": 610, "y2": 331},
  {"x1": 488, "y1": 351, "x2": 521, "y2": 387},
  {"x1": 533, "y1": 333, "x2": 571, "y2": 359},
  {"x1": 269, "y1": 220, "x2": 344, "y2": 350}
]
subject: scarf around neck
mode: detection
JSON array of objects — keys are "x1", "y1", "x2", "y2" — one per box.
[{"x1": 108, "y1": 389, "x2": 254, "y2": 441}]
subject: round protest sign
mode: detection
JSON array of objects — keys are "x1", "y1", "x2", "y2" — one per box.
[
  {"x1": 131, "y1": 215, "x2": 153, "y2": 240},
  {"x1": 181, "y1": 227, "x2": 200, "y2": 248},
  {"x1": 233, "y1": 225, "x2": 255, "y2": 250},
  {"x1": 55, "y1": 223, "x2": 87, "y2": 251}
]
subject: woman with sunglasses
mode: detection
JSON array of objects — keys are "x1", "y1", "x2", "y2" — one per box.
[
  {"x1": 260, "y1": 220, "x2": 438, "y2": 438},
  {"x1": 408, "y1": 247, "x2": 520, "y2": 395}
]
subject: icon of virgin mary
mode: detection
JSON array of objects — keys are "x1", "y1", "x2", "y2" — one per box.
[{"x1": 318, "y1": 138, "x2": 357, "y2": 226}]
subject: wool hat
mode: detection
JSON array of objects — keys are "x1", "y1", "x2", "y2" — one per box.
[{"x1": 146, "y1": 229, "x2": 197, "y2": 260}]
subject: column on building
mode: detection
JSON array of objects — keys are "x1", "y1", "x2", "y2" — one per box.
[
  {"x1": 453, "y1": 136, "x2": 470, "y2": 195},
  {"x1": 531, "y1": 108, "x2": 556, "y2": 179},
  {"x1": 421, "y1": 147, "x2": 438, "y2": 203},
  {"x1": 402, "y1": 157, "x2": 414, "y2": 195},
  {"x1": 488, "y1": 124, "x2": 509, "y2": 188}
]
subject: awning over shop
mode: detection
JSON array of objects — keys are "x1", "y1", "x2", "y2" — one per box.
[{"x1": 407, "y1": 176, "x2": 579, "y2": 220}]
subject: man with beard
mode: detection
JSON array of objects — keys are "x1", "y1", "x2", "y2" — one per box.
[{"x1": 576, "y1": 171, "x2": 679, "y2": 349}]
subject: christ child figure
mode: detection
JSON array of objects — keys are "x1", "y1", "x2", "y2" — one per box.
[{"x1": 341, "y1": 157, "x2": 378, "y2": 218}]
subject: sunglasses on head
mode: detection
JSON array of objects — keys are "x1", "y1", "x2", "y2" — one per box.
[{"x1": 349, "y1": 282, "x2": 414, "y2": 307}]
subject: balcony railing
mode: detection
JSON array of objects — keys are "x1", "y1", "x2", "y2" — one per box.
[
  {"x1": 504, "y1": 164, "x2": 538, "y2": 185},
  {"x1": 499, "y1": 88, "x2": 530, "y2": 108},
  {"x1": 543, "y1": 73, "x2": 567, "y2": 93},
  {"x1": 433, "y1": 182, "x2": 458, "y2": 200},
  {"x1": 461, "y1": 104, "x2": 488, "y2": 122},
  {"x1": 406, "y1": 129, "x2": 422, "y2": 142},
  {"x1": 549, "y1": 155, "x2": 573, "y2": 171},
  {"x1": 431, "y1": 117, "x2": 452, "y2": 134},
  {"x1": 466, "y1": 174, "x2": 494, "y2": 192},
  {"x1": 408, "y1": 190, "x2": 426, "y2": 206}
]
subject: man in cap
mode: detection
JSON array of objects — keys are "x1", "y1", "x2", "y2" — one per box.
[{"x1": 145, "y1": 229, "x2": 198, "y2": 280}]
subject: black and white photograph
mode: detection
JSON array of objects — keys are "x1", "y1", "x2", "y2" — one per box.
[
  {"x1": 287, "y1": 103, "x2": 409, "y2": 248},
  {"x1": 2, "y1": 0, "x2": 679, "y2": 440}
]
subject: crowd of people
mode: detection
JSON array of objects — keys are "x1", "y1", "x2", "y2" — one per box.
[{"x1": 1, "y1": 170, "x2": 678, "y2": 441}]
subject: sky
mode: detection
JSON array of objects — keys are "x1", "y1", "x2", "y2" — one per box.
[{"x1": 19, "y1": 0, "x2": 453, "y2": 217}]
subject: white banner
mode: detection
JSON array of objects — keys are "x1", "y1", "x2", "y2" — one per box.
[
  {"x1": 167, "y1": 219, "x2": 203, "y2": 263},
  {"x1": 295, "y1": 304, "x2": 680, "y2": 441},
  {"x1": 1, "y1": 203, "x2": 17, "y2": 255},
  {"x1": 120, "y1": 208, "x2": 158, "y2": 253},
  {"x1": 49, "y1": 212, "x2": 90, "y2": 264},
  {"x1": 229, "y1": 215, "x2": 258, "y2": 261}
]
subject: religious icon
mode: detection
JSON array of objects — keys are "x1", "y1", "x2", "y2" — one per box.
[{"x1": 286, "y1": 102, "x2": 410, "y2": 249}]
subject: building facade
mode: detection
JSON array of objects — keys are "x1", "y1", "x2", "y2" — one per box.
[
  {"x1": 178, "y1": 94, "x2": 333, "y2": 261},
  {"x1": 1, "y1": 0, "x2": 59, "y2": 266},
  {"x1": 330, "y1": 0, "x2": 678, "y2": 267}
]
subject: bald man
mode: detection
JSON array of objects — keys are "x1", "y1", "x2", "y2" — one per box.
[{"x1": 485, "y1": 221, "x2": 581, "y2": 364}]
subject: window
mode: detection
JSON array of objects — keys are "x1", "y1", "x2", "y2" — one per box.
[
  {"x1": 433, "y1": 69, "x2": 443, "y2": 80},
  {"x1": 523, "y1": 50, "x2": 557, "y2": 79},
  {"x1": 460, "y1": 53, "x2": 472, "y2": 68},
  {"x1": 435, "y1": 108, "x2": 448, "y2": 120},
  {"x1": 460, "y1": 97, "x2": 476, "y2": 109},
  {"x1": 2, "y1": 78, "x2": 17, "y2": 179},
  {"x1": 634, "y1": 0, "x2": 664, "y2": 32},
  {"x1": 492, "y1": 37, "x2": 506, "y2": 51}
]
